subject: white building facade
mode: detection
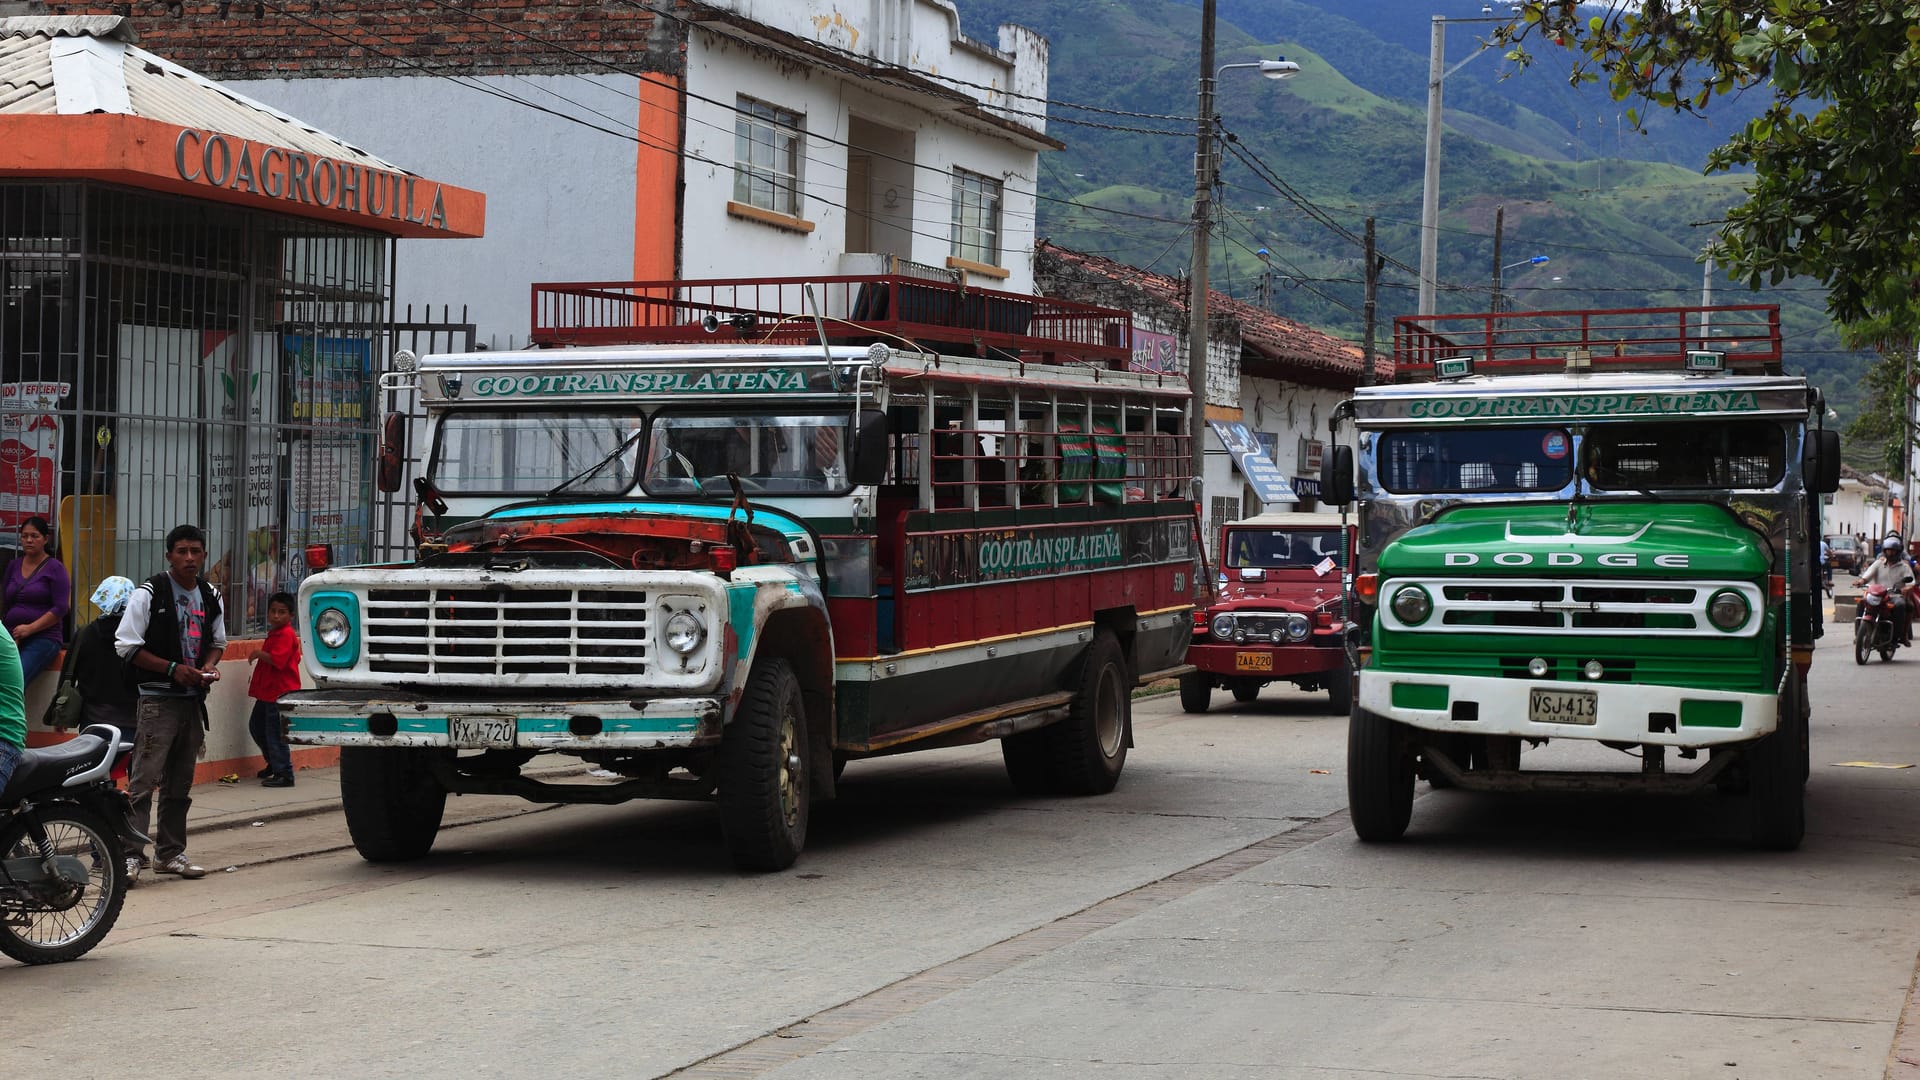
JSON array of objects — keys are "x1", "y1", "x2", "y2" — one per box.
[{"x1": 92, "y1": 0, "x2": 1056, "y2": 347}]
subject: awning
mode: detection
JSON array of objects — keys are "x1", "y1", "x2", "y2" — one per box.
[{"x1": 0, "y1": 15, "x2": 484, "y2": 239}]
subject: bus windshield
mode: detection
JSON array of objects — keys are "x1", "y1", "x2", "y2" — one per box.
[
  {"x1": 1584, "y1": 420, "x2": 1786, "y2": 490},
  {"x1": 1378, "y1": 426, "x2": 1574, "y2": 495},
  {"x1": 431, "y1": 410, "x2": 644, "y2": 495},
  {"x1": 643, "y1": 411, "x2": 850, "y2": 496}
]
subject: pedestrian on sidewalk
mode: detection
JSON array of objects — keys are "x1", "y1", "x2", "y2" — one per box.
[
  {"x1": 247, "y1": 592, "x2": 300, "y2": 788},
  {"x1": 115, "y1": 525, "x2": 226, "y2": 882}
]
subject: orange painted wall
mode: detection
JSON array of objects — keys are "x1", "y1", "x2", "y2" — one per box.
[{"x1": 634, "y1": 74, "x2": 682, "y2": 281}]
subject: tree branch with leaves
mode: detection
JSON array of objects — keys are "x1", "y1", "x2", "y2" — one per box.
[{"x1": 1500, "y1": 1, "x2": 1920, "y2": 336}]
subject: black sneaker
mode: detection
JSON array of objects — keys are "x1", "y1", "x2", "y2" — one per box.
[
  {"x1": 262, "y1": 774, "x2": 295, "y2": 788},
  {"x1": 256, "y1": 768, "x2": 274, "y2": 778}
]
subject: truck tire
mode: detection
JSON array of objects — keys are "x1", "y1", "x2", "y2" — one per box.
[
  {"x1": 1326, "y1": 661, "x2": 1354, "y2": 715},
  {"x1": 1230, "y1": 679, "x2": 1261, "y2": 704},
  {"x1": 1178, "y1": 672, "x2": 1212, "y2": 714},
  {"x1": 717, "y1": 657, "x2": 809, "y2": 872},
  {"x1": 1348, "y1": 707, "x2": 1414, "y2": 842},
  {"x1": 1001, "y1": 629, "x2": 1130, "y2": 796},
  {"x1": 340, "y1": 746, "x2": 449, "y2": 862},
  {"x1": 1747, "y1": 676, "x2": 1807, "y2": 850}
]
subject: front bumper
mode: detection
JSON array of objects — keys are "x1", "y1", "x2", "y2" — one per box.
[
  {"x1": 282, "y1": 690, "x2": 723, "y2": 750},
  {"x1": 1186, "y1": 640, "x2": 1344, "y2": 679},
  {"x1": 1358, "y1": 670, "x2": 1777, "y2": 747}
]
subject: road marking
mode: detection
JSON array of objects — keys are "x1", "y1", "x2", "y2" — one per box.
[{"x1": 663, "y1": 809, "x2": 1351, "y2": 1079}]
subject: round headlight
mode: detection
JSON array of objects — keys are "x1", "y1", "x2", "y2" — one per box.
[
  {"x1": 1390, "y1": 584, "x2": 1432, "y2": 625},
  {"x1": 1707, "y1": 589, "x2": 1750, "y2": 631},
  {"x1": 1583, "y1": 660, "x2": 1605, "y2": 681},
  {"x1": 1527, "y1": 657, "x2": 1549, "y2": 678},
  {"x1": 315, "y1": 607, "x2": 350, "y2": 649},
  {"x1": 1285, "y1": 614, "x2": 1312, "y2": 641},
  {"x1": 1712, "y1": 588, "x2": 1758, "y2": 630},
  {"x1": 664, "y1": 610, "x2": 707, "y2": 654},
  {"x1": 1210, "y1": 613, "x2": 1235, "y2": 639}
]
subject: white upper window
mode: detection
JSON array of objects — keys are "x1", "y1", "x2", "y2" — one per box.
[
  {"x1": 734, "y1": 97, "x2": 804, "y2": 216},
  {"x1": 950, "y1": 169, "x2": 1002, "y2": 265}
]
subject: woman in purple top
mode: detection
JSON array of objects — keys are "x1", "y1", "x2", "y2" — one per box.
[{"x1": 3, "y1": 516, "x2": 70, "y2": 685}]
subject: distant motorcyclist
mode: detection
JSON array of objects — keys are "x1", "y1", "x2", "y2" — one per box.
[{"x1": 1855, "y1": 536, "x2": 1916, "y2": 646}]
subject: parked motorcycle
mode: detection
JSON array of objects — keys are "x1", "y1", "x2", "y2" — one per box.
[
  {"x1": 1853, "y1": 583, "x2": 1907, "y2": 665},
  {"x1": 0, "y1": 724, "x2": 138, "y2": 965}
]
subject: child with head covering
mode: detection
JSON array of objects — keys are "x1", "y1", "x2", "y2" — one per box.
[{"x1": 69, "y1": 575, "x2": 139, "y2": 733}]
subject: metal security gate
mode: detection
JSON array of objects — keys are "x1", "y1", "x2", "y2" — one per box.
[{"x1": 372, "y1": 305, "x2": 476, "y2": 563}]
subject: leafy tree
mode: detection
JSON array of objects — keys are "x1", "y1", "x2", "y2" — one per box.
[{"x1": 1501, "y1": 1, "x2": 1920, "y2": 337}]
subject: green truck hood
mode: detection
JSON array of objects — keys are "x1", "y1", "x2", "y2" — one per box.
[{"x1": 1378, "y1": 503, "x2": 1771, "y2": 578}]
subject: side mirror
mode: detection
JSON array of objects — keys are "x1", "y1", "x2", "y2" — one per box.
[
  {"x1": 376, "y1": 412, "x2": 406, "y2": 493},
  {"x1": 849, "y1": 409, "x2": 890, "y2": 487},
  {"x1": 1321, "y1": 444, "x2": 1355, "y2": 507},
  {"x1": 1808, "y1": 428, "x2": 1841, "y2": 495}
]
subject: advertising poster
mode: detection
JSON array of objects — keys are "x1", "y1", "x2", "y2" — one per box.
[
  {"x1": 1208, "y1": 419, "x2": 1297, "y2": 504},
  {"x1": 285, "y1": 336, "x2": 372, "y2": 580},
  {"x1": 0, "y1": 381, "x2": 68, "y2": 532}
]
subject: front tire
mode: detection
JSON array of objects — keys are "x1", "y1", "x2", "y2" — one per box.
[
  {"x1": 1001, "y1": 629, "x2": 1130, "y2": 796},
  {"x1": 1230, "y1": 679, "x2": 1261, "y2": 704},
  {"x1": 717, "y1": 657, "x2": 809, "y2": 872},
  {"x1": 1178, "y1": 672, "x2": 1212, "y2": 714},
  {"x1": 1348, "y1": 708, "x2": 1414, "y2": 842},
  {"x1": 340, "y1": 746, "x2": 449, "y2": 862},
  {"x1": 1854, "y1": 621, "x2": 1871, "y2": 665},
  {"x1": 1747, "y1": 675, "x2": 1808, "y2": 850},
  {"x1": 0, "y1": 803, "x2": 127, "y2": 965},
  {"x1": 1326, "y1": 660, "x2": 1354, "y2": 715}
]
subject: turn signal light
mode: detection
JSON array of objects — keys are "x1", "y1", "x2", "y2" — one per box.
[
  {"x1": 1768, "y1": 574, "x2": 1786, "y2": 601},
  {"x1": 305, "y1": 544, "x2": 332, "y2": 571},
  {"x1": 1355, "y1": 573, "x2": 1378, "y2": 603},
  {"x1": 710, "y1": 546, "x2": 738, "y2": 573}
]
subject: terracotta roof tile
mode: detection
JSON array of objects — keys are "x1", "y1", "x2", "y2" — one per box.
[{"x1": 1037, "y1": 241, "x2": 1388, "y2": 383}]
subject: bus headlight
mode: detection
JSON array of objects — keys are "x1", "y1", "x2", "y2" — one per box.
[
  {"x1": 664, "y1": 610, "x2": 707, "y2": 654},
  {"x1": 1707, "y1": 589, "x2": 1750, "y2": 631},
  {"x1": 1390, "y1": 584, "x2": 1432, "y2": 625},
  {"x1": 1210, "y1": 613, "x2": 1235, "y2": 640},
  {"x1": 315, "y1": 607, "x2": 351, "y2": 649}
]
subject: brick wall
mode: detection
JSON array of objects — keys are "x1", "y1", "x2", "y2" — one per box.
[{"x1": 53, "y1": 0, "x2": 687, "y2": 79}]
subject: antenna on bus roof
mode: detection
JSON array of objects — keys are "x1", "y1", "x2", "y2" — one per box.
[{"x1": 803, "y1": 284, "x2": 835, "y2": 366}]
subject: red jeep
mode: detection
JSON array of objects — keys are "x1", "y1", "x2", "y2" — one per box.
[{"x1": 1181, "y1": 512, "x2": 1353, "y2": 714}]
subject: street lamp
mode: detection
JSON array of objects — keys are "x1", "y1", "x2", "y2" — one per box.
[
  {"x1": 1491, "y1": 254, "x2": 1547, "y2": 314},
  {"x1": 1417, "y1": 13, "x2": 1516, "y2": 315},
  {"x1": 1189, "y1": 0, "x2": 1300, "y2": 506}
]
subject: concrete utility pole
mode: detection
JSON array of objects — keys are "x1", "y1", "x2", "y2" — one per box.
[
  {"x1": 1361, "y1": 217, "x2": 1378, "y2": 389},
  {"x1": 1417, "y1": 13, "x2": 1508, "y2": 316},
  {"x1": 1187, "y1": 0, "x2": 1217, "y2": 502},
  {"x1": 1490, "y1": 204, "x2": 1505, "y2": 315}
]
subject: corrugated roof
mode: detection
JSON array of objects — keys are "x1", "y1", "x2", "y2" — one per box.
[
  {"x1": 0, "y1": 14, "x2": 403, "y2": 172},
  {"x1": 1037, "y1": 241, "x2": 1387, "y2": 383}
]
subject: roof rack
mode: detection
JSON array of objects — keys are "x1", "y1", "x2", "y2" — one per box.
[
  {"x1": 1393, "y1": 304, "x2": 1782, "y2": 378},
  {"x1": 529, "y1": 274, "x2": 1133, "y2": 368}
]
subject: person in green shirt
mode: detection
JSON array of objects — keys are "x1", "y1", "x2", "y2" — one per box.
[{"x1": 0, "y1": 628, "x2": 24, "y2": 793}]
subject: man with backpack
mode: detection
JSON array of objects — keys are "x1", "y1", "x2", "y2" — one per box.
[{"x1": 114, "y1": 525, "x2": 226, "y2": 882}]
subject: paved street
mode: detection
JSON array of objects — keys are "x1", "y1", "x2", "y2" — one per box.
[{"x1": 6, "y1": 645, "x2": 1919, "y2": 1080}]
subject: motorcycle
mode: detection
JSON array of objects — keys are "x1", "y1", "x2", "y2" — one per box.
[
  {"x1": 1853, "y1": 583, "x2": 1908, "y2": 665},
  {"x1": 0, "y1": 724, "x2": 140, "y2": 965}
]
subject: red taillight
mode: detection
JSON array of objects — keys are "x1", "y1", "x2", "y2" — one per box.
[
  {"x1": 305, "y1": 544, "x2": 332, "y2": 571},
  {"x1": 1768, "y1": 574, "x2": 1786, "y2": 601},
  {"x1": 1355, "y1": 573, "x2": 1378, "y2": 603},
  {"x1": 710, "y1": 546, "x2": 737, "y2": 572}
]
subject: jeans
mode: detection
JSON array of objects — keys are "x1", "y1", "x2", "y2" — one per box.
[
  {"x1": 248, "y1": 699, "x2": 291, "y2": 778},
  {"x1": 0, "y1": 740, "x2": 19, "y2": 796},
  {"x1": 126, "y1": 695, "x2": 204, "y2": 863},
  {"x1": 15, "y1": 633, "x2": 59, "y2": 686}
]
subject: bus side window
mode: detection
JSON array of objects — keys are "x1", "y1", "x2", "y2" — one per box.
[{"x1": 1092, "y1": 420, "x2": 1126, "y2": 504}]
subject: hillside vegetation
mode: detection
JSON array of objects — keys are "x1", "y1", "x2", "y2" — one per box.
[{"x1": 959, "y1": 0, "x2": 1868, "y2": 419}]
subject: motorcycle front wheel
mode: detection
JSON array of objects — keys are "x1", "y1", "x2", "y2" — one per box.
[
  {"x1": 1854, "y1": 620, "x2": 1871, "y2": 666},
  {"x1": 0, "y1": 802, "x2": 127, "y2": 965}
]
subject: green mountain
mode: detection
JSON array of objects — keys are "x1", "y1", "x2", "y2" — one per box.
[{"x1": 959, "y1": 0, "x2": 1870, "y2": 421}]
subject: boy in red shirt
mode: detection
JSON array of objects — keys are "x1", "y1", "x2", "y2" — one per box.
[{"x1": 248, "y1": 592, "x2": 302, "y2": 787}]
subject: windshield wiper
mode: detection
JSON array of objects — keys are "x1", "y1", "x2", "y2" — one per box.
[{"x1": 544, "y1": 428, "x2": 645, "y2": 499}]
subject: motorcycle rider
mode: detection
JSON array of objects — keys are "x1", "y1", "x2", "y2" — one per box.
[{"x1": 1855, "y1": 535, "x2": 1916, "y2": 646}]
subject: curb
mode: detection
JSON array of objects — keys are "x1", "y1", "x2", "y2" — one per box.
[{"x1": 189, "y1": 764, "x2": 597, "y2": 836}]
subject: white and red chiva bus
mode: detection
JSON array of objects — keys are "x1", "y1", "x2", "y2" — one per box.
[{"x1": 284, "y1": 274, "x2": 1199, "y2": 870}]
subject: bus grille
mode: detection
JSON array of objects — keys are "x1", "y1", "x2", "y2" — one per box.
[{"x1": 364, "y1": 587, "x2": 651, "y2": 678}]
